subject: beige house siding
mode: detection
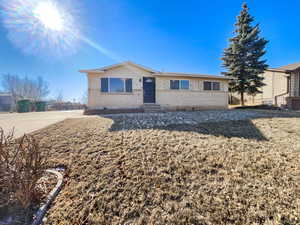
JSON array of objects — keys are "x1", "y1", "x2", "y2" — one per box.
[
  {"x1": 85, "y1": 65, "x2": 228, "y2": 110},
  {"x1": 87, "y1": 66, "x2": 151, "y2": 109},
  {"x1": 260, "y1": 71, "x2": 289, "y2": 106},
  {"x1": 233, "y1": 70, "x2": 289, "y2": 106},
  {"x1": 156, "y1": 77, "x2": 228, "y2": 110},
  {"x1": 228, "y1": 61, "x2": 300, "y2": 109}
]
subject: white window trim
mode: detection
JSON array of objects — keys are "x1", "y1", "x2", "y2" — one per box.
[{"x1": 170, "y1": 79, "x2": 190, "y2": 90}]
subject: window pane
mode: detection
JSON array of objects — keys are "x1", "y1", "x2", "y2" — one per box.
[
  {"x1": 125, "y1": 79, "x2": 132, "y2": 92},
  {"x1": 101, "y1": 78, "x2": 108, "y2": 92},
  {"x1": 180, "y1": 80, "x2": 189, "y2": 89},
  {"x1": 204, "y1": 81, "x2": 212, "y2": 90},
  {"x1": 110, "y1": 78, "x2": 124, "y2": 92},
  {"x1": 213, "y1": 82, "x2": 220, "y2": 91},
  {"x1": 170, "y1": 80, "x2": 179, "y2": 89}
]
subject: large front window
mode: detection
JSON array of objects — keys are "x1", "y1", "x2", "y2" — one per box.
[
  {"x1": 101, "y1": 78, "x2": 132, "y2": 93},
  {"x1": 170, "y1": 80, "x2": 190, "y2": 90},
  {"x1": 110, "y1": 78, "x2": 124, "y2": 92}
]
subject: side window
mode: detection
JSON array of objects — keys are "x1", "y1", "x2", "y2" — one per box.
[
  {"x1": 170, "y1": 80, "x2": 180, "y2": 89},
  {"x1": 212, "y1": 82, "x2": 220, "y2": 91},
  {"x1": 170, "y1": 80, "x2": 189, "y2": 90},
  {"x1": 101, "y1": 78, "x2": 108, "y2": 92},
  {"x1": 203, "y1": 81, "x2": 221, "y2": 91},
  {"x1": 180, "y1": 80, "x2": 189, "y2": 89},
  {"x1": 203, "y1": 81, "x2": 212, "y2": 91}
]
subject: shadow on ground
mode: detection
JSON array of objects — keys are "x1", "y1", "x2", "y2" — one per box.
[
  {"x1": 100, "y1": 110, "x2": 300, "y2": 141},
  {"x1": 165, "y1": 120, "x2": 268, "y2": 141}
]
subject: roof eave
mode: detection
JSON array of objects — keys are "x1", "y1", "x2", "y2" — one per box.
[
  {"x1": 153, "y1": 73, "x2": 231, "y2": 80},
  {"x1": 79, "y1": 70, "x2": 105, "y2": 74},
  {"x1": 266, "y1": 69, "x2": 291, "y2": 73}
]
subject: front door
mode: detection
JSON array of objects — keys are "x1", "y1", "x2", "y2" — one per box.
[{"x1": 143, "y1": 77, "x2": 156, "y2": 103}]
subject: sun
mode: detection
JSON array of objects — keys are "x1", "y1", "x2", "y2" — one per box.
[
  {"x1": 1, "y1": 0, "x2": 81, "y2": 57},
  {"x1": 33, "y1": 1, "x2": 64, "y2": 31}
]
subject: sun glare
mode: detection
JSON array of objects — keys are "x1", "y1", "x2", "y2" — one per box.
[
  {"x1": 34, "y1": 1, "x2": 63, "y2": 31},
  {"x1": 0, "y1": 0, "x2": 81, "y2": 57},
  {"x1": 1, "y1": 0, "x2": 118, "y2": 61}
]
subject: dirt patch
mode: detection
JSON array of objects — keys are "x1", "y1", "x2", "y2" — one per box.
[{"x1": 26, "y1": 112, "x2": 300, "y2": 225}]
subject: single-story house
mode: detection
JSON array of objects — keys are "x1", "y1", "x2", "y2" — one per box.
[
  {"x1": 79, "y1": 61, "x2": 230, "y2": 113},
  {"x1": 0, "y1": 92, "x2": 13, "y2": 112},
  {"x1": 241, "y1": 62, "x2": 300, "y2": 109}
]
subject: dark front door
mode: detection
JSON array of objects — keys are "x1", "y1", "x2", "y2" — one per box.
[{"x1": 143, "y1": 77, "x2": 156, "y2": 103}]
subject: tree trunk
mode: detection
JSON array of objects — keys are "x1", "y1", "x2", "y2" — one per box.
[{"x1": 241, "y1": 92, "x2": 245, "y2": 106}]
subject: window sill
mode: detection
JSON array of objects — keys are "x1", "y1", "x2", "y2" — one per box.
[
  {"x1": 203, "y1": 90, "x2": 222, "y2": 92},
  {"x1": 157, "y1": 89, "x2": 226, "y2": 93},
  {"x1": 100, "y1": 92, "x2": 134, "y2": 95}
]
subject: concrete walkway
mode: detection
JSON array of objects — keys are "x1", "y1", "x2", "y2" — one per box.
[{"x1": 0, "y1": 110, "x2": 86, "y2": 137}]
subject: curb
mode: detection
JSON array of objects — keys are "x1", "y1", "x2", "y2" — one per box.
[{"x1": 31, "y1": 169, "x2": 63, "y2": 225}]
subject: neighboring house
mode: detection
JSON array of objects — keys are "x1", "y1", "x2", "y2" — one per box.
[
  {"x1": 0, "y1": 92, "x2": 13, "y2": 111},
  {"x1": 241, "y1": 62, "x2": 300, "y2": 109},
  {"x1": 79, "y1": 61, "x2": 229, "y2": 112}
]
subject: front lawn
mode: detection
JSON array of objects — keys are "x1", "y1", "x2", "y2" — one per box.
[{"x1": 32, "y1": 110, "x2": 300, "y2": 225}]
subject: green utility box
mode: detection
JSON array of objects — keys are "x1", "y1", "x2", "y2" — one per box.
[
  {"x1": 17, "y1": 99, "x2": 31, "y2": 113},
  {"x1": 35, "y1": 101, "x2": 47, "y2": 112}
]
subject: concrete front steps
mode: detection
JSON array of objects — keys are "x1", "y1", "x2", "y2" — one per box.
[{"x1": 142, "y1": 104, "x2": 163, "y2": 113}]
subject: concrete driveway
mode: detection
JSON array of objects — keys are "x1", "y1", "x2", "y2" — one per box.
[{"x1": 0, "y1": 110, "x2": 86, "y2": 137}]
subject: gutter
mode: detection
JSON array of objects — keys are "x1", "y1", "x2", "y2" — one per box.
[
  {"x1": 153, "y1": 72, "x2": 231, "y2": 80},
  {"x1": 266, "y1": 69, "x2": 289, "y2": 73}
]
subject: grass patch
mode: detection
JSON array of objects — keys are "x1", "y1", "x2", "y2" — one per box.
[{"x1": 28, "y1": 112, "x2": 300, "y2": 225}]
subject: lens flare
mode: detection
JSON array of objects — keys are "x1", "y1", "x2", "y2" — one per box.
[
  {"x1": 1, "y1": 0, "x2": 81, "y2": 57},
  {"x1": 1, "y1": 0, "x2": 127, "y2": 64},
  {"x1": 34, "y1": 1, "x2": 64, "y2": 31}
]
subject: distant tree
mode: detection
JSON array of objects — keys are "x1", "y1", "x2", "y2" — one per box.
[
  {"x1": 222, "y1": 3, "x2": 268, "y2": 105},
  {"x1": 35, "y1": 76, "x2": 50, "y2": 100},
  {"x1": 55, "y1": 90, "x2": 64, "y2": 103},
  {"x1": 1, "y1": 74, "x2": 50, "y2": 103},
  {"x1": 1, "y1": 74, "x2": 21, "y2": 105}
]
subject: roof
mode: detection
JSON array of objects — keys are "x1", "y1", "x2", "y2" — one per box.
[
  {"x1": 267, "y1": 62, "x2": 300, "y2": 73},
  {"x1": 79, "y1": 61, "x2": 158, "y2": 74},
  {"x1": 79, "y1": 61, "x2": 230, "y2": 80}
]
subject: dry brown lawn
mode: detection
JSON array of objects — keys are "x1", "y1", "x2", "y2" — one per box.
[{"x1": 31, "y1": 110, "x2": 300, "y2": 225}]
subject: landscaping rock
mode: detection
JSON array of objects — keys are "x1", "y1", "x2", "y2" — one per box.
[{"x1": 104, "y1": 110, "x2": 266, "y2": 130}]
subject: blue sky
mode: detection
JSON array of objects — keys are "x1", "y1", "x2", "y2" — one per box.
[{"x1": 1, "y1": 0, "x2": 300, "y2": 101}]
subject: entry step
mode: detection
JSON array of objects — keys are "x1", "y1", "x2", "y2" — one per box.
[{"x1": 142, "y1": 104, "x2": 163, "y2": 112}]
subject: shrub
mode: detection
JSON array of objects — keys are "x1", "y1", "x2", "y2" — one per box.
[{"x1": 0, "y1": 128, "x2": 49, "y2": 208}]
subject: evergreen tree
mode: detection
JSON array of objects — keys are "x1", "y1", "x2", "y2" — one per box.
[{"x1": 222, "y1": 3, "x2": 268, "y2": 106}]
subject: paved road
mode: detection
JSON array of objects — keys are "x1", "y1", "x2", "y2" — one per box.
[{"x1": 0, "y1": 110, "x2": 86, "y2": 137}]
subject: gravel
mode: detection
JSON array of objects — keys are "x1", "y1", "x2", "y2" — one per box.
[{"x1": 104, "y1": 110, "x2": 266, "y2": 130}]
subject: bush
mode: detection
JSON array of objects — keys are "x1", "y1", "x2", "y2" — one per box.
[{"x1": 0, "y1": 128, "x2": 49, "y2": 208}]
